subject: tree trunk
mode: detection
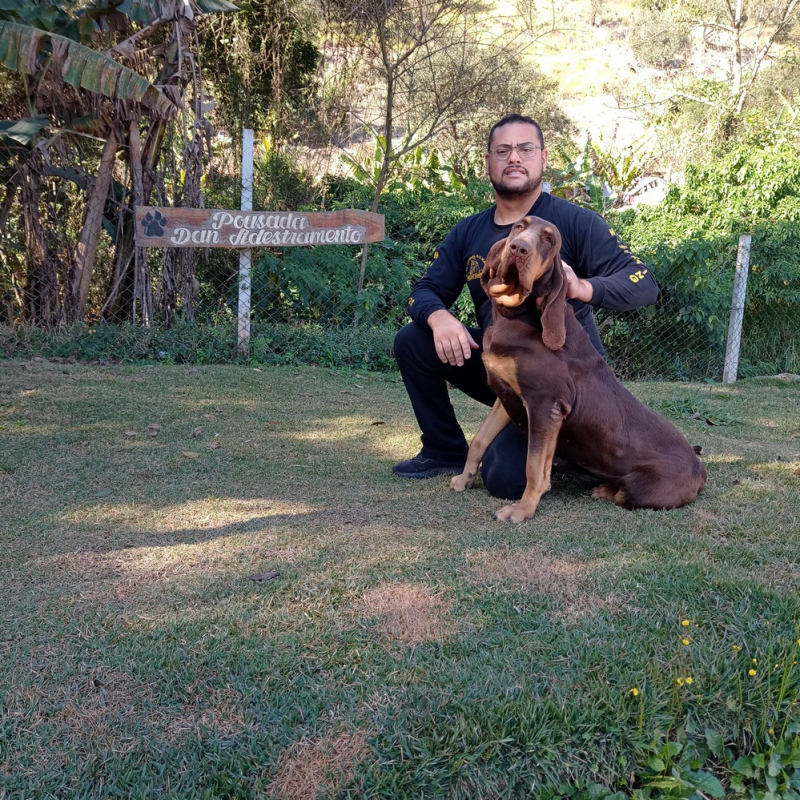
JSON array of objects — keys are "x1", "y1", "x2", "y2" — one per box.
[
  {"x1": 68, "y1": 130, "x2": 118, "y2": 322},
  {"x1": 129, "y1": 122, "x2": 153, "y2": 325},
  {"x1": 20, "y1": 163, "x2": 61, "y2": 327},
  {"x1": 103, "y1": 116, "x2": 169, "y2": 323},
  {"x1": 353, "y1": 161, "x2": 390, "y2": 326},
  {"x1": 354, "y1": 54, "x2": 394, "y2": 325}
]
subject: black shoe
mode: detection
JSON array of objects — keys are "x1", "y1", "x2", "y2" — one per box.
[{"x1": 392, "y1": 454, "x2": 465, "y2": 479}]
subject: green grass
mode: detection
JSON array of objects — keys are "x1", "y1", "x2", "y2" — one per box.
[{"x1": 1, "y1": 360, "x2": 799, "y2": 798}]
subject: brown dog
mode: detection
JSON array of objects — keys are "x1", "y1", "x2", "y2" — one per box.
[{"x1": 450, "y1": 216, "x2": 707, "y2": 522}]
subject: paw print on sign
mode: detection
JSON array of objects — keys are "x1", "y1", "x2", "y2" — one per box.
[{"x1": 141, "y1": 210, "x2": 168, "y2": 237}]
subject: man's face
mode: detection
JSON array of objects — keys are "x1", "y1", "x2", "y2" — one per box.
[{"x1": 485, "y1": 122, "x2": 548, "y2": 199}]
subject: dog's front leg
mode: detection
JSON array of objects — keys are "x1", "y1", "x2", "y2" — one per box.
[
  {"x1": 451, "y1": 399, "x2": 511, "y2": 492},
  {"x1": 493, "y1": 414, "x2": 563, "y2": 522}
]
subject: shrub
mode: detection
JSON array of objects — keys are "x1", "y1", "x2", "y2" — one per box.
[
  {"x1": 0, "y1": 320, "x2": 397, "y2": 372},
  {"x1": 605, "y1": 137, "x2": 800, "y2": 379}
]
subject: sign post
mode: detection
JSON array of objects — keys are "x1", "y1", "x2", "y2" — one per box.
[
  {"x1": 135, "y1": 208, "x2": 385, "y2": 249},
  {"x1": 238, "y1": 129, "x2": 254, "y2": 354},
  {"x1": 134, "y1": 140, "x2": 384, "y2": 354}
]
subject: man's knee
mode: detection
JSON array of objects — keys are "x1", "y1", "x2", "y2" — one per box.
[
  {"x1": 480, "y1": 426, "x2": 527, "y2": 500},
  {"x1": 393, "y1": 322, "x2": 432, "y2": 367}
]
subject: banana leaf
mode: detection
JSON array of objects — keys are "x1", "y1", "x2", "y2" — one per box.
[
  {"x1": 0, "y1": 20, "x2": 175, "y2": 116},
  {"x1": 0, "y1": 114, "x2": 49, "y2": 149},
  {"x1": 115, "y1": 0, "x2": 238, "y2": 24}
]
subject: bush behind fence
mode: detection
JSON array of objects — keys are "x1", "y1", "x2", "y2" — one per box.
[
  {"x1": 3, "y1": 227, "x2": 798, "y2": 382},
  {"x1": 4, "y1": 144, "x2": 800, "y2": 380}
]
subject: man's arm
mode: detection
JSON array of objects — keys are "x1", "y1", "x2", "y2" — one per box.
[
  {"x1": 406, "y1": 226, "x2": 479, "y2": 366},
  {"x1": 564, "y1": 211, "x2": 658, "y2": 311}
]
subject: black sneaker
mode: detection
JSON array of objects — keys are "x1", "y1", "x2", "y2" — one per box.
[{"x1": 392, "y1": 454, "x2": 465, "y2": 479}]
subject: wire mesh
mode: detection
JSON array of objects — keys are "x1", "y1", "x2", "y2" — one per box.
[{"x1": 3, "y1": 185, "x2": 799, "y2": 381}]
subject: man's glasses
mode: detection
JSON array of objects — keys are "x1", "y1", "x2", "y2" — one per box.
[{"x1": 489, "y1": 143, "x2": 543, "y2": 160}]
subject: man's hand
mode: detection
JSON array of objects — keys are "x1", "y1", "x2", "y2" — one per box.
[
  {"x1": 562, "y1": 260, "x2": 594, "y2": 303},
  {"x1": 428, "y1": 309, "x2": 479, "y2": 366}
]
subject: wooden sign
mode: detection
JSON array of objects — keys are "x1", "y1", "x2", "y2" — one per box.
[{"x1": 134, "y1": 208, "x2": 384, "y2": 248}]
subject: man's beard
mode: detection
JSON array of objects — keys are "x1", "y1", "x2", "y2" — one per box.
[{"x1": 490, "y1": 172, "x2": 542, "y2": 199}]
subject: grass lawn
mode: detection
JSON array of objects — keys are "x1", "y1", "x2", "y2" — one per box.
[{"x1": 1, "y1": 359, "x2": 799, "y2": 799}]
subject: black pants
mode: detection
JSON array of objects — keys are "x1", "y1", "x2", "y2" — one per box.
[{"x1": 393, "y1": 321, "x2": 529, "y2": 500}]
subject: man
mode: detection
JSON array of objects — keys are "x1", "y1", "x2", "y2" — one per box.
[{"x1": 392, "y1": 114, "x2": 658, "y2": 499}]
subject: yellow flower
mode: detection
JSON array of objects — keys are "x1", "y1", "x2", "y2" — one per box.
[
  {"x1": 685, "y1": 677, "x2": 693, "y2": 685},
  {"x1": 676, "y1": 677, "x2": 684, "y2": 686},
  {"x1": 749, "y1": 669, "x2": 757, "y2": 676},
  {"x1": 769, "y1": 728, "x2": 775, "y2": 735},
  {"x1": 681, "y1": 619, "x2": 690, "y2": 627},
  {"x1": 630, "y1": 688, "x2": 639, "y2": 696},
  {"x1": 682, "y1": 638, "x2": 691, "y2": 645},
  {"x1": 732, "y1": 645, "x2": 741, "y2": 651}
]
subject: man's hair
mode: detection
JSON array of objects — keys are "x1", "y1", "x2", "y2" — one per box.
[{"x1": 487, "y1": 114, "x2": 545, "y2": 151}]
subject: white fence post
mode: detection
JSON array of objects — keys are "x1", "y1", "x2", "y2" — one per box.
[
  {"x1": 237, "y1": 129, "x2": 254, "y2": 355},
  {"x1": 723, "y1": 234, "x2": 752, "y2": 384}
]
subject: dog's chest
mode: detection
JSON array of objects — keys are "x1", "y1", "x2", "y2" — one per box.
[
  {"x1": 482, "y1": 349, "x2": 523, "y2": 396},
  {"x1": 482, "y1": 320, "x2": 541, "y2": 396}
]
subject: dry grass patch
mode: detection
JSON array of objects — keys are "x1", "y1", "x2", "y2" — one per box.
[
  {"x1": 160, "y1": 688, "x2": 248, "y2": 746},
  {"x1": 358, "y1": 582, "x2": 454, "y2": 645},
  {"x1": 5, "y1": 668, "x2": 154, "y2": 758},
  {"x1": 466, "y1": 548, "x2": 625, "y2": 622},
  {"x1": 753, "y1": 560, "x2": 800, "y2": 592},
  {"x1": 267, "y1": 729, "x2": 369, "y2": 799},
  {"x1": 23, "y1": 543, "x2": 302, "y2": 605}
]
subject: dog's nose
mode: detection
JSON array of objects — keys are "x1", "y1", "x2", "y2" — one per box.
[{"x1": 509, "y1": 238, "x2": 529, "y2": 257}]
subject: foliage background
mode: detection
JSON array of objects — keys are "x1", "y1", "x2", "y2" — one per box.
[{"x1": 2, "y1": 0, "x2": 800, "y2": 380}]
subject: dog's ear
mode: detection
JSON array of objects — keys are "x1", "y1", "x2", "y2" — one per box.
[
  {"x1": 483, "y1": 239, "x2": 506, "y2": 281},
  {"x1": 540, "y1": 253, "x2": 568, "y2": 351}
]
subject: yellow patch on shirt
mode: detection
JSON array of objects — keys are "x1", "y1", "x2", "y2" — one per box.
[{"x1": 466, "y1": 254, "x2": 485, "y2": 282}]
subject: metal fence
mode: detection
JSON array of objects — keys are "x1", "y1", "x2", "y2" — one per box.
[{"x1": 3, "y1": 204, "x2": 799, "y2": 382}]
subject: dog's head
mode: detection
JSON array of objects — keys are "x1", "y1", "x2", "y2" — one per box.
[{"x1": 482, "y1": 216, "x2": 568, "y2": 350}]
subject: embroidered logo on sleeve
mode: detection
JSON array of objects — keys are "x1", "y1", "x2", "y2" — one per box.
[
  {"x1": 466, "y1": 254, "x2": 485, "y2": 282},
  {"x1": 629, "y1": 269, "x2": 649, "y2": 283}
]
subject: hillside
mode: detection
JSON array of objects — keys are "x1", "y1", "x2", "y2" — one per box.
[{"x1": 520, "y1": 0, "x2": 647, "y2": 148}]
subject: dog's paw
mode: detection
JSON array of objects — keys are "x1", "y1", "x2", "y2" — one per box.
[
  {"x1": 592, "y1": 484, "x2": 626, "y2": 504},
  {"x1": 492, "y1": 503, "x2": 534, "y2": 523},
  {"x1": 450, "y1": 472, "x2": 475, "y2": 492}
]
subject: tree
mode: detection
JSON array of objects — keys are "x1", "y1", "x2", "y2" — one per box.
[
  {"x1": 0, "y1": 1, "x2": 177, "y2": 324},
  {"x1": 317, "y1": 0, "x2": 567, "y2": 309},
  {"x1": 0, "y1": 0, "x2": 237, "y2": 327},
  {"x1": 198, "y1": 0, "x2": 320, "y2": 145},
  {"x1": 625, "y1": 0, "x2": 800, "y2": 158}
]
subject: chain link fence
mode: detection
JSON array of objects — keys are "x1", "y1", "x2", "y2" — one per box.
[
  {"x1": 3, "y1": 189, "x2": 799, "y2": 381},
  {"x1": 208, "y1": 211, "x2": 800, "y2": 382}
]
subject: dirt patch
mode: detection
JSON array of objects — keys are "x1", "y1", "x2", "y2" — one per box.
[
  {"x1": 267, "y1": 729, "x2": 368, "y2": 799},
  {"x1": 466, "y1": 548, "x2": 625, "y2": 622},
  {"x1": 359, "y1": 582, "x2": 454, "y2": 644}
]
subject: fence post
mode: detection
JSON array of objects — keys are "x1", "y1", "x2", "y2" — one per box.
[
  {"x1": 723, "y1": 234, "x2": 752, "y2": 384},
  {"x1": 237, "y1": 128, "x2": 254, "y2": 355}
]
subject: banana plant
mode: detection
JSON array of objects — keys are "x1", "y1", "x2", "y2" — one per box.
[{"x1": 0, "y1": 0, "x2": 238, "y2": 325}]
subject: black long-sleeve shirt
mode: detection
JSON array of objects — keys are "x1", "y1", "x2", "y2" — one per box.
[{"x1": 406, "y1": 192, "x2": 657, "y2": 353}]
